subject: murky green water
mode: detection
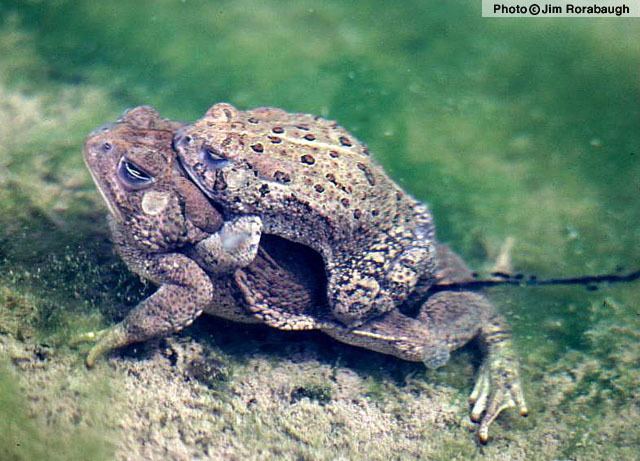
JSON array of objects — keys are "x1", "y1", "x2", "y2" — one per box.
[{"x1": 0, "y1": 1, "x2": 638, "y2": 459}]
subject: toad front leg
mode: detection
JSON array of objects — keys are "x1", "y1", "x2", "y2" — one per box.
[
  {"x1": 76, "y1": 225, "x2": 213, "y2": 367},
  {"x1": 192, "y1": 215, "x2": 262, "y2": 273}
]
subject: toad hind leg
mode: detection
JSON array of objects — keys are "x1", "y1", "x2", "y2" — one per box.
[
  {"x1": 331, "y1": 291, "x2": 527, "y2": 443},
  {"x1": 417, "y1": 291, "x2": 527, "y2": 443},
  {"x1": 423, "y1": 244, "x2": 527, "y2": 442},
  {"x1": 470, "y1": 316, "x2": 528, "y2": 443},
  {"x1": 330, "y1": 244, "x2": 527, "y2": 442},
  {"x1": 329, "y1": 230, "x2": 435, "y2": 326}
]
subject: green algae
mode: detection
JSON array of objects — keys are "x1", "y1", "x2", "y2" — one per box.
[
  {"x1": 0, "y1": 1, "x2": 638, "y2": 459},
  {"x1": 0, "y1": 359, "x2": 113, "y2": 461}
]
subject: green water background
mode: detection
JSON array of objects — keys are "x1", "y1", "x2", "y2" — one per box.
[{"x1": 0, "y1": 1, "x2": 638, "y2": 459}]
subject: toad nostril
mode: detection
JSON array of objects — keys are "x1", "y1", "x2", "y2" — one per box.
[
  {"x1": 101, "y1": 141, "x2": 112, "y2": 153},
  {"x1": 173, "y1": 133, "x2": 193, "y2": 152},
  {"x1": 174, "y1": 128, "x2": 193, "y2": 145}
]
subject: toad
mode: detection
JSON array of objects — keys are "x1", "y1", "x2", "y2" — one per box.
[{"x1": 80, "y1": 106, "x2": 527, "y2": 443}]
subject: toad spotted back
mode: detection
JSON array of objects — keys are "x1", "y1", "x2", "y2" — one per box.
[{"x1": 174, "y1": 103, "x2": 437, "y2": 326}]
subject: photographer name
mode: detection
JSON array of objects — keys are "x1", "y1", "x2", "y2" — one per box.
[{"x1": 483, "y1": 0, "x2": 640, "y2": 17}]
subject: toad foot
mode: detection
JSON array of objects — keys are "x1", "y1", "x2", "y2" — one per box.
[
  {"x1": 71, "y1": 324, "x2": 128, "y2": 368},
  {"x1": 469, "y1": 331, "x2": 528, "y2": 443}
]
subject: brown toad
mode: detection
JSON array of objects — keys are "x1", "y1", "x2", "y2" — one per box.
[
  {"x1": 174, "y1": 103, "x2": 436, "y2": 327},
  {"x1": 80, "y1": 106, "x2": 527, "y2": 443},
  {"x1": 81, "y1": 106, "x2": 263, "y2": 364}
]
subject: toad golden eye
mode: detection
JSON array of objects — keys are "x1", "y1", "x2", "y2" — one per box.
[
  {"x1": 201, "y1": 146, "x2": 230, "y2": 169},
  {"x1": 117, "y1": 158, "x2": 154, "y2": 189}
]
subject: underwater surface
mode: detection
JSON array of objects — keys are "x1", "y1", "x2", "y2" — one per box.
[{"x1": 0, "y1": 0, "x2": 638, "y2": 459}]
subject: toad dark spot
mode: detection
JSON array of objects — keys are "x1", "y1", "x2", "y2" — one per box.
[
  {"x1": 325, "y1": 173, "x2": 337, "y2": 184},
  {"x1": 296, "y1": 124, "x2": 310, "y2": 131},
  {"x1": 273, "y1": 171, "x2": 292, "y2": 184},
  {"x1": 214, "y1": 175, "x2": 228, "y2": 191},
  {"x1": 362, "y1": 147, "x2": 370, "y2": 156},
  {"x1": 259, "y1": 184, "x2": 270, "y2": 197},
  {"x1": 247, "y1": 117, "x2": 259, "y2": 124},
  {"x1": 340, "y1": 198, "x2": 350, "y2": 208},
  {"x1": 357, "y1": 162, "x2": 376, "y2": 186},
  {"x1": 251, "y1": 143, "x2": 264, "y2": 153},
  {"x1": 339, "y1": 136, "x2": 352, "y2": 147},
  {"x1": 301, "y1": 154, "x2": 315, "y2": 165},
  {"x1": 268, "y1": 135, "x2": 282, "y2": 144},
  {"x1": 314, "y1": 184, "x2": 325, "y2": 193},
  {"x1": 371, "y1": 209, "x2": 379, "y2": 217},
  {"x1": 353, "y1": 209, "x2": 362, "y2": 219},
  {"x1": 329, "y1": 150, "x2": 339, "y2": 158},
  {"x1": 272, "y1": 126, "x2": 284, "y2": 134},
  {"x1": 304, "y1": 133, "x2": 316, "y2": 141}
]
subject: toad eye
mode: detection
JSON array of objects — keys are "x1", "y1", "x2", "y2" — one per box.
[
  {"x1": 201, "y1": 146, "x2": 230, "y2": 169},
  {"x1": 117, "y1": 158, "x2": 154, "y2": 189}
]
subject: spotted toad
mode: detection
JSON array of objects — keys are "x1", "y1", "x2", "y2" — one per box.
[
  {"x1": 80, "y1": 106, "x2": 527, "y2": 443},
  {"x1": 174, "y1": 103, "x2": 436, "y2": 327}
]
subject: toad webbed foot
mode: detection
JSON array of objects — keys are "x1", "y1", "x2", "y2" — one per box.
[
  {"x1": 469, "y1": 319, "x2": 528, "y2": 443},
  {"x1": 418, "y1": 290, "x2": 528, "y2": 442}
]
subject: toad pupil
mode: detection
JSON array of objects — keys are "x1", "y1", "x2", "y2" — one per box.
[
  {"x1": 201, "y1": 146, "x2": 230, "y2": 169},
  {"x1": 118, "y1": 158, "x2": 153, "y2": 187}
]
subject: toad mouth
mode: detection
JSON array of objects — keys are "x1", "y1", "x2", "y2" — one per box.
[
  {"x1": 176, "y1": 156, "x2": 208, "y2": 195},
  {"x1": 176, "y1": 156, "x2": 227, "y2": 218},
  {"x1": 83, "y1": 156, "x2": 123, "y2": 222}
]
